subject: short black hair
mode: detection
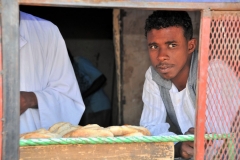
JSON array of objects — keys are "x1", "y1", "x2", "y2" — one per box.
[{"x1": 145, "y1": 11, "x2": 193, "y2": 40}]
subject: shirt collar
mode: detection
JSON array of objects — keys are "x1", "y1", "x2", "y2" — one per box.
[{"x1": 20, "y1": 34, "x2": 27, "y2": 49}]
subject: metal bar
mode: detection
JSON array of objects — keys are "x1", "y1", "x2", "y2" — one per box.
[
  {"x1": 0, "y1": 5, "x2": 3, "y2": 159},
  {"x1": 0, "y1": 68, "x2": 2, "y2": 160},
  {"x1": 113, "y1": 9, "x2": 122, "y2": 125},
  {"x1": 18, "y1": 1, "x2": 240, "y2": 11},
  {"x1": 194, "y1": 9, "x2": 211, "y2": 160},
  {"x1": 1, "y1": 0, "x2": 20, "y2": 159}
]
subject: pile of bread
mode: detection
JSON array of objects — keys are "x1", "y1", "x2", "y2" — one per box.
[{"x1": 20, "y1": 122, "x2": 151, "y2": 139}]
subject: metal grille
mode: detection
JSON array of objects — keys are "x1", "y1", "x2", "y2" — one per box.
[{"x1": 205, "y1": 11, "x2": 240, "y2": 160}]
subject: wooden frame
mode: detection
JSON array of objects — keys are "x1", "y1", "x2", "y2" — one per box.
[
  {"x1": 0, "y1": 0, "x2": 239, "y2": 159},
  {"x1": 20, "y1": 142, "x2": 174, "y2": 160}
]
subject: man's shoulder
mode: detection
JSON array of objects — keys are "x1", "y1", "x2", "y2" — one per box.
[
  {"x1": 145, "y1": 66, "x2": 152, "y2": 79},
  {"x1": 144, "y1": 66, "x2": 159, "y2": 87},
  {"x1": 20, "y1": 11, "x2": 58, "y2": 31}
]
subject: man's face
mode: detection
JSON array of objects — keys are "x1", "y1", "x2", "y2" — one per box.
[{"x1": 147, "y1": 26, "x2": 195, "y2": 82}]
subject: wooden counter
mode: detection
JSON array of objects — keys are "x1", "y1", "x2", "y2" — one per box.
[{"x1": 20, "y1": 142, "x2": 174, "y2": 160}]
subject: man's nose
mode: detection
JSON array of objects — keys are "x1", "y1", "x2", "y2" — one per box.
[{"x1": 157, "y1": 49, "x2": 168, "y2": 61}]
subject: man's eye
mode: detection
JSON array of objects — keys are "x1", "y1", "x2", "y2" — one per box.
[
  {"x1": 169, "y1": 44, "x2": 177, "y2": 48},
  {"x1": 149, "y1": 45, "x2": 158, "y2": 49}
]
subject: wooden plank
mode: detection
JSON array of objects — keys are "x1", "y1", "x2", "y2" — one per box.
[
  {"x1": 20, "y1": 142, "x2": 174, "y2": 160},
  {"x1": 1, "y1": 0, "x2": 20, "y2": 160},
  {"x1": 18, "y1": 0, "x2": 240, "y2": 11}
]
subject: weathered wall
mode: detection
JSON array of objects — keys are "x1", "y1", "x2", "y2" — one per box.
[
  {"x1": 121, "y1": 9, "x2": 200, "y2": 125},
  {"x1": 121, "y1": 9, "x2": 152, "y2": 125}
]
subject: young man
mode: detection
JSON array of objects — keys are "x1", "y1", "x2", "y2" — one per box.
[
  {"x1": 19, "y1": 11, "x2": 85, "y2": 134},
  {"x1": 140, "y1": 11, "x2": 197, "y2": 159},
  {"x1": 140, "y1": 10, "x2": 240, "y2": 159}
]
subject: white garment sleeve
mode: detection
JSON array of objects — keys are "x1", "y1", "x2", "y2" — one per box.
[
  {"x1": 206, "y1": 60, "x2": 239, "y2": 134},
  {"x1": 19, "y1": 12, "x2": 85, "y2": 134},
  {"x1": 140, "y1": 67, "x2": 176, "y2": 136},
  {"x1": 205, "y1": 60, "x2": 239, "y2": 158},
  {"x1": 33, "y1": 25, "x2": 85, "y2": 129}
]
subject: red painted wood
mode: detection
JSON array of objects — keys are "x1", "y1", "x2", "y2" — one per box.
[{"x1": 194, "y1": 15, "x2": 211, "y2": 160}]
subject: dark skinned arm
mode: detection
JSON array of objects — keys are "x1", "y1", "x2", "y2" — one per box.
[
  {"x1": 82, "y1": 74, "x2": 106, "y2": 99},
  {"x1": 174, "y1": 127, "x2": 194, "y2": 159},
  {"x1": 20, "y1": 91, "x2": 38, "y2": 115}
]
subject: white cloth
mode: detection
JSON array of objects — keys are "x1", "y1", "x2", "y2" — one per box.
[
  {"x1": 140, "y1": 61, "x2": 239, "y2": 136},
  {"x1": 206, "y1": 60, "x2": 239, "y2": 134},
  {"x1": 19, "y1": 11, "x2": 85, "y2": 134}
]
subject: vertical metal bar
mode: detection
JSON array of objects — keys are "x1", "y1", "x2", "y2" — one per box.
[
  {"x1": 194, "y1": 9, "x2": 211, "y2": 160},
  {"x1": 113, "y1": 9, "x2": 123, "y2": 125},
  {"x1": 0, "y1": 6, "x2": 3, "y2": 159},
  {"x1": 1, "y1": 0, "x2": 20, "y2": 160}
]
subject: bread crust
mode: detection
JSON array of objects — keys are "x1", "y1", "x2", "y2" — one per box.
[
  {"x1": 48, "y1": 122, "x2": 66, "y2": 132},
  {"x1": 107, "y1": 125, "x2": 151, "y2": 136},
  {"x1": 58, "y1": 126, "x2": 79, "y2": 137},
  {"x1": 82, "y1": 124, "x2": 103, "y2": 130},
  {"x1": 123, "y1": 132, "x2": 144, "y2": 137},
  {"x1": 63, "y1": 128, "x2": 114, "y2": 138},
  {"x1": 20, "y1": 129, "x2": 60, "y2": 139},
  {"x1": 124, "y1": 125, "x2": 151, "y2": 136},
  {"x1": 107, "y1": 126, "x2": 123, "y2": 136}
]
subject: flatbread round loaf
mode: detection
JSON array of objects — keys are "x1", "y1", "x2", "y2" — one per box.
[
  {"x1": 63, "y1": 128, "x2": 114, "y2": 138},
  {"x1": 107, "y1": 125, "x2": 151, "y2": 136},
  {"x1": 48, "y1": 122, "x2": 80, "y2": 136},
  {"x1": 20, "y1": 129, "x2": 61, "y2": 139},
  {"x1": 124, "y1": 125, "x2": 151, "y2": 136},
  {"x1": 107, "y1": 126, "x2": 139, "y2": 136},
  {"x1": 48, "y1": 122, "x2": 67, "y2": 133},
  {"x1": 123, "y1": 132, "x2": 144, "y2": 137},
  {"x1": 58, "y1": 126, "x2": 79, "y2": 137},
  {"x1": 82, "y1": 124, "x2": 103, "y2": 130},
  {"x1": 107, "y1": 126, "x2": 123, "y2": 136}
]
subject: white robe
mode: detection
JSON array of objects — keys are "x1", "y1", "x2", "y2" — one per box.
[{"x1": 19, "y1": 11, "x2": 85, "y2": 134}]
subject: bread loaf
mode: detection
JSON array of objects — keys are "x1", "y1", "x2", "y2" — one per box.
[
  {"x1": 107, "y1": 125, "x2": 150, "y2": 136},
  {"x1": 48, "y1": 122, "x2": 67, "y2": 133},
  {"x1": 123, "y1": 132, "x2": 144, "y2": 137},
  {"x1": 124, "y1": 125, "x2": 151, "y2": 136},
  {"x1": 63, "y1": 128, "x2": 114, "y2": 138},
  {"x1": 20, "y1": 128, "x2": 61, "y2": 139},
  {"x1": 58, "y1": 126, "x2": 79, "y2": 137},
  {"x1": 82, "y1": 124, "x2": 103, "y2": 130},
  {"x1": 48, "y1": 122, "x2": 80, "y2": 136},
  {"x1": 107, "y1": 126, "x2": 123, "y2": 136}
]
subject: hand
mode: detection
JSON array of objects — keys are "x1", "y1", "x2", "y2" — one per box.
[
  {"x1": 180, "y1": 141, "x2": 194, "y2": 159},
  {"x1": 20, "y1": 91, "x2": 38, "y2": 115},
  {"x1": 180, "y1": 127, "x2": 195, "y2": 159},
  {"x1": 185, "y1": 127, "x2": 194, "y2": 135}
]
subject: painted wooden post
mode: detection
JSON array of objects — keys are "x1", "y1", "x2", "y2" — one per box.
[
  {"x1": 194, "y1": 9, "x2": 211, "y2": 160},
  {"x1": 1, "y1": 0, "x2": 20, "y2": 159},
  {"x1": 0, "y1": 9, "x2": 3, "y2": 160}
]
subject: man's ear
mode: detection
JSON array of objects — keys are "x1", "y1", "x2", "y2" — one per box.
[{"x1": 188, "y1": 38, "x2": 197, "y2": 54}]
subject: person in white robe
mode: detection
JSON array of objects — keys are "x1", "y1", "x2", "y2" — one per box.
[
  {"x1": 140, "y1": 10, "x2": 239, "y2": 159},
  {"x1": 19, "y1": 11, "x2": 85, "y2": 134}
]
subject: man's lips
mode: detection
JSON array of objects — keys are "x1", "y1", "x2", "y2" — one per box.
[{"x1": 156, "y1": 64, "x2": 173, "y2": 74}]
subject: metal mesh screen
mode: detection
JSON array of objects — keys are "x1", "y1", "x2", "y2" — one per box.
[{"x1": 205, "y1": 11, "x2": 240, "y2": 160}]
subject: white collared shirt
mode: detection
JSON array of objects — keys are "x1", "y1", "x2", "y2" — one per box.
[
  {"x1": 140, "y1": 67, "x2": 195, "y2": 136},
  {"x1": 19, "y1": 11, "x2": 85, "y2": 134}
]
